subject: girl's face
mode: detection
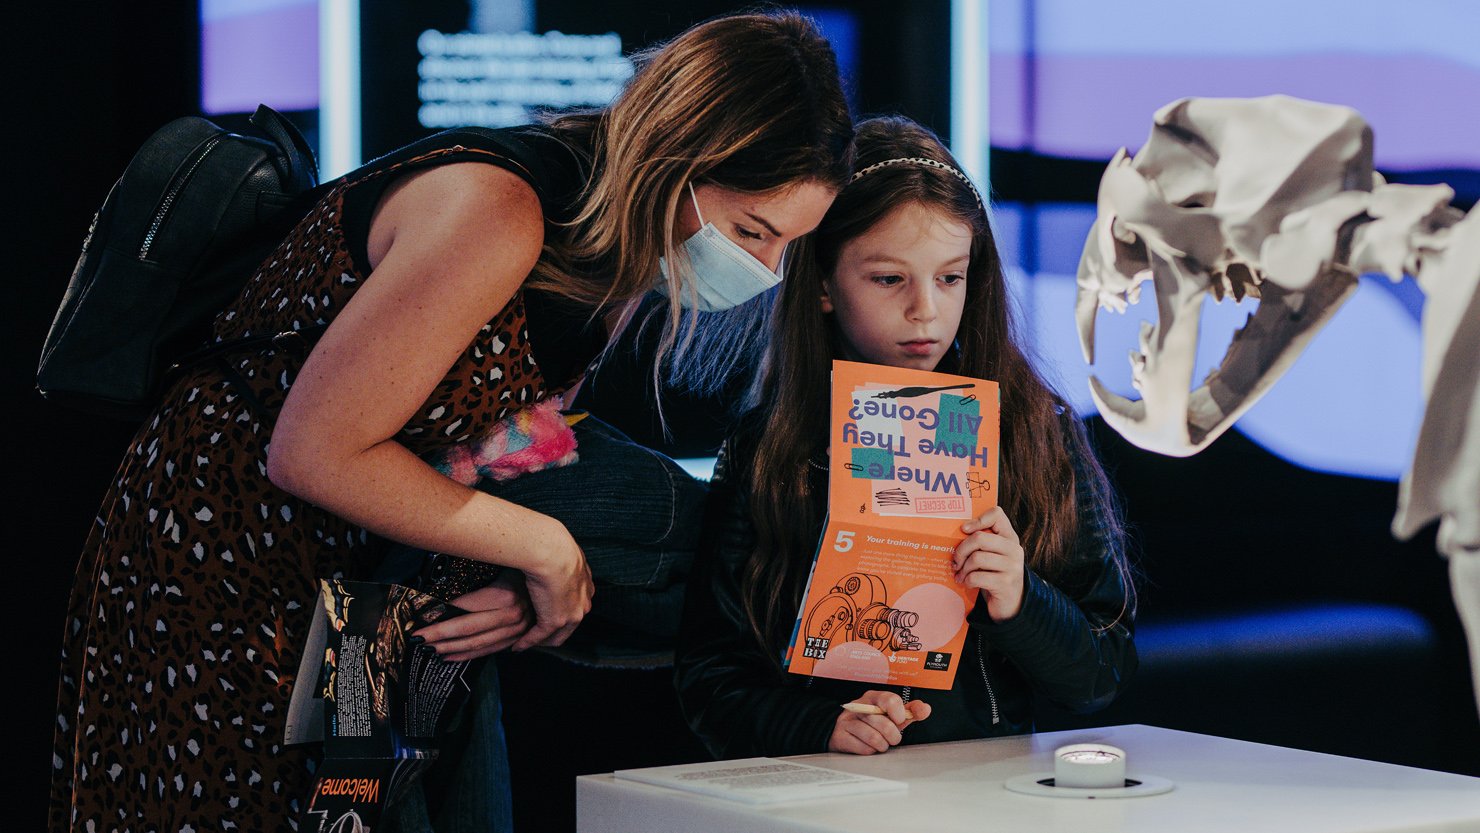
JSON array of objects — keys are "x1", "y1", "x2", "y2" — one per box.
[
  {"x1": 677, "y1": 181, "x2": 836, "y2": 272},
  {"x1": 822, "y1": 201, "x2": 971, "y2": 371}
]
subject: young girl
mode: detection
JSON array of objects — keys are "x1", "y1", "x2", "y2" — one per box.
[
  {"x1": 674, "y1": 116, "x2": 1136, "y2": 757},
  {"x1": 51, "y1": 12, "x2": 851, "y2": 830}
]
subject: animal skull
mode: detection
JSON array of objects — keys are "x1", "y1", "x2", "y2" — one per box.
[
  {"x1": 1077, "y1": 95, "x2": 1378, "y2": 454},
  {"x1": 1079, "y1": 94, "x2": 1480, "y2": 715}
]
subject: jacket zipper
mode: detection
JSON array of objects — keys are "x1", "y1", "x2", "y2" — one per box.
[
  {"x1": 976, "y1": 632, "x2": 1000, "y2": 725},
  {"x1": 139, "y1": 134, "x2": 226, "y2": 261}
]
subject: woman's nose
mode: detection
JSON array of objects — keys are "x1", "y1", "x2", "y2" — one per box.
[{"x1": 757, "y1": 241, "x2": 788, "y2": 273}]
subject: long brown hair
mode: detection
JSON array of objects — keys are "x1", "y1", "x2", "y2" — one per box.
[
  {"x1": 533, "y1": 11, "x2": 854, "y2": 389},
  {"x1": 742, "y1": 116, "x2": 1130, "y2": 651}
]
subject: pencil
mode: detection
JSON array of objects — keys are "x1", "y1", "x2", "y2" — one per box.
[{"x1": 840, "y1": 702, "x2": 887, "y2": 715}]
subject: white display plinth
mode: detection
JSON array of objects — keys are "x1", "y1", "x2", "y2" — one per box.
[{"x1": 577, "y1": 724, "x2": 1480, "y2": 833}]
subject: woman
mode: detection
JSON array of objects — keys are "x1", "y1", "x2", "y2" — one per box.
[{"x1": 50, "y1": 11, "x2": 851, "y2": 831}]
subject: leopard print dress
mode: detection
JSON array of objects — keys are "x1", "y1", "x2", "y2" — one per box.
[{"x1": 49, "y1": 140, "x2": 584, "y2": 832}]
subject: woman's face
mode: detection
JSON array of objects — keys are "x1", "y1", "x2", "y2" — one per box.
[
  {"x1": 676, "y1": 181, "x2": 837, "y2": 272},
  {"x1": 822, "y1": 200, "x2": 971, "y2": 372}
]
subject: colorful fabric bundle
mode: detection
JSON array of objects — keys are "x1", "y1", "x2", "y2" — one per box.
[{"x1": 432, "y1": 398, "x2": 580, "y2": 486}]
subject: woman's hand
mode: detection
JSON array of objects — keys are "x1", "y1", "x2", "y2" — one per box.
[
  {"x1": 953, "y1": 506, "x2": 1026, "y2": 622},
  {"x1": 511, "y1": 516, "x2": 594, "y2": 651},
  {"x1": 414, "y1": 572, "x2": 534, "y2": 662},
  {"x1": 828, "y1": 691, "x2": 931, "y2": 755}
]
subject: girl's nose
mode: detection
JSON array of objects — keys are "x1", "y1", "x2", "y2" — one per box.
[{"x1": 908, "y1": 283, "x2": 938, "y2": 321}]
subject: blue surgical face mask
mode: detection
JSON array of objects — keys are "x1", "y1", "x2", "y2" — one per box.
[{"x1": 656, "y1": 183, "x2": 786, "y2": 312}]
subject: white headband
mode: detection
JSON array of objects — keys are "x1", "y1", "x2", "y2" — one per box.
[{"x1": 849, "y1": 156, "x2": 983, "y2": 209}]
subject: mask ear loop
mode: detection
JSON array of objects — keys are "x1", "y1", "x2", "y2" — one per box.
[
  {"x1": 775, "y1": 241, "x2": 792, "y2": 277},
  {"x1": 688, "y1": 182, "x2": 706, "y2": 226}
]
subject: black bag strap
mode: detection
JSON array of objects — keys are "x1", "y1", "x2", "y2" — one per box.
[
  {"x1": 250, "y1": 105, "x2": 318, "y2": 191},
  {"x1": 168, "y1": 323, "x2": 329, "y2": 376},
  {"x1": 168, "y1": 325, "x2": 329, "y2": 421}
]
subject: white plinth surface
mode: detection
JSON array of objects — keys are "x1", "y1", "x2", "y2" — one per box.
[{"x1": 577, "y1": 724, "x2": 1480, "y2": 833}]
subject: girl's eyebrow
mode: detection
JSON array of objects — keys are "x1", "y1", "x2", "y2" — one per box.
[
  {"x1": 857, "y1": 253, "x2": 970, "y2": 267},
  {"x1": 858, "y1": 253, "x2": 909, "y2": 265}
]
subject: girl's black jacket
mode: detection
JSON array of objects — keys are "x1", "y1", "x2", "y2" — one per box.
[{"x1": 673, "y1": 424, "x2": 1137, "y2": 758}]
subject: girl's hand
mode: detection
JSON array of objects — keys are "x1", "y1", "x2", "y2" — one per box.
[
  {"x1": 828, "y1": 691, "x2": 931, "y2": 755},
  {"x1": 511, "y1": 517, "x2": 594, "y2": 651},
  {"x1": 953, "y1": 506, "x2": 1026, "y2": 622},
  {"x1": 414, "y1": 572, "x2": 534, "y2": 662}
]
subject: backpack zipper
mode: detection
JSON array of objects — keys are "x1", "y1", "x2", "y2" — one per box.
[{"x1": 139, "y1": 133, "x2": 226, "y2": 261}]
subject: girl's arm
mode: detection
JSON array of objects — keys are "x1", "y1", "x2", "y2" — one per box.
[
  {"x1": 972, "y1": 446, "x2": 1137, "y2": 713},
  {"x1": 673, "y1": 441, "x2": 842, "y2": 758},
  {"x1": 267, "y1": 162, "x2": 592, "y2": 650}
]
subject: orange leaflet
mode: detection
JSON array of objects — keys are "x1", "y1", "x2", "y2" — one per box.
[{"x1": 785, "y1": 360, "x2": 1000, "y2": 690}]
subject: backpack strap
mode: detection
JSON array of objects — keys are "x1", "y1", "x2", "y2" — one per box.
[
  {"x1": 250, "y1": 104, "x2": 318, "y2": 192},
  {"x1": 167, "y1": 324, "x2": 329, "y2": 420},
  {"x1": 168, "y1": 324, "x2": 329, "y2": 373}
]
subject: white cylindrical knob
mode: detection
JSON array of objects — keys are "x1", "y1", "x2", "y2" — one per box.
[{"x1": 1054, "y1": 743, "x2": 1126, "y2": 789}]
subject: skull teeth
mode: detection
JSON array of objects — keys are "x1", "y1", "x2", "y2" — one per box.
[
  {"x1": 1099, "y1": 291, "x2": 1129, "y2": 314},
  {"x1": 1128, "y1": 349, "x2": 1148, "y2": 391}
]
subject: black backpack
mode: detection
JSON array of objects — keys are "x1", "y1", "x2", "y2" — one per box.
[{"x1": 37, "y1": 105, "x2": 327, "y2": 420}]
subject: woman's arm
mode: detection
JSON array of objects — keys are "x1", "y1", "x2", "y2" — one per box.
[
  {"x1": 267, "y1": 162, "x2": 592, "y2": 649},
  {"x1": 972, "y1": 446, "x2": 1137, "y2": 713},
  {"x1": 673, "y1": 442, "x2": 841, "y2": 758}
]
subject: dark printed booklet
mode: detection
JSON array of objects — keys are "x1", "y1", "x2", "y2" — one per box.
[{"x1": 285, "y1": 578, "x2": 477, "y2": 832}]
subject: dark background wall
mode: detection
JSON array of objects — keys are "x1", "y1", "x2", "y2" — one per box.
[
  {"x1": 10, "y1": 3, "x2": 202, "y2": 829},
  {"x1": 9, "y1": 2, "x2": 1476, "y2": 830}
]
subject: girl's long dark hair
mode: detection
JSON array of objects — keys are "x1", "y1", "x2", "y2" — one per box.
[{"x1": 741, "y1": 116, "x2": 1130, "y2": 653}]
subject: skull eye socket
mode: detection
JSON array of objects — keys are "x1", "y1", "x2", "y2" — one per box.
[
  {"x1": 1226, "y1": 262, "x2": 1253, "y2": 282},
  {"x1": 1108, "y1": 219, "x2": 1150, "y2": 276},
  {"x1": 1209, "y1": 261, "x2": 1262, "y2": 302}
]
